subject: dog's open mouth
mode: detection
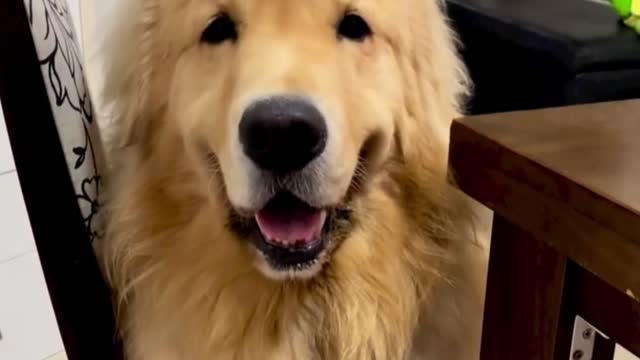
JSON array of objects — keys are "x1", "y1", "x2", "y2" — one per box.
[
  {"x1": 256, "y1": 194, "x2": 327, "y2": 248},
  {"x1": 250, "y1": 192, "x2": 331, "y2": 270}
]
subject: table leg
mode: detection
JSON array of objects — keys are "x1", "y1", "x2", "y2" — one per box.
[
  {"x1": 480, "y1": 215, "x2": 573, "y2": 360},
  {"x1": 592, "y1": 332, "x2": 616, "y2": 360}
]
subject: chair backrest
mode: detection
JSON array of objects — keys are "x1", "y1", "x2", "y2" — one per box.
[
  {"x1": 0, "y1": 0, "x2": 120, "y2": 358},
  {"x1": 27, "y1": 0, "x2": 107, "y2": 242}
]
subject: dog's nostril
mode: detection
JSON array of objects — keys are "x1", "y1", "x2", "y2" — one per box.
[{"x1": 239, "y1": 96, "x2": 327, "y2": 174}]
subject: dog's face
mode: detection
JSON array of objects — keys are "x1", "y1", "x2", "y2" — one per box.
[{"x1": 131, "y1": 0, "x2": 456, "y2": 280}]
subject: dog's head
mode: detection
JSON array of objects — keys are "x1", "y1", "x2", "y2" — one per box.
[{"x1": 105, "y1": 0, "x2": 468, "y2": 280}]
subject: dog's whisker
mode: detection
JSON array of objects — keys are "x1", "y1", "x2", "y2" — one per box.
[{"x1": 206, "y1": 176, "x2": 221, "y2": 202}]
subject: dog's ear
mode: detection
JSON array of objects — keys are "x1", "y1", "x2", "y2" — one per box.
[
  {"x1": 395, "y1": 0, "x2": 470, "y2": 166},
  {"x1": 100, "y1": 0, "x2": 160, "y2": 148}
]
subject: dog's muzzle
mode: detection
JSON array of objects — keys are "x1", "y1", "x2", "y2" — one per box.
[{"x1": 232, "y1": 95, "x2": 335, "y2": 275}]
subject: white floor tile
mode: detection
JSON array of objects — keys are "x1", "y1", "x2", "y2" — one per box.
[
  {"x1": 0, "y1": 173, "x2": 36, "y2": 263},
  {"x1": 45, "y1": 351, "x2": 67, "y2": 360},
  {"x1": 0, "y1": 103, "x2": 16, "y2": 174},
  {"x1": 0, "y1": 253, "x2": 64, "y2": 360}
]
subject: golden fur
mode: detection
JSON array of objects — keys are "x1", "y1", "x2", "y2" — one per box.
[{"x1": 99, "y1": 0, "x2": 488, "y2": 359}]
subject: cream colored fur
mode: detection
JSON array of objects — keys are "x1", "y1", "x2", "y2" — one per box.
[{"x1": 99, "y1": 0, "x2": 489, "y2": 359}]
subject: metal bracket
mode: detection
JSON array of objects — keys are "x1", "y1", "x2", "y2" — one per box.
[{"x1": 569, "y1": 315, "x2": 610, "y2": 360}]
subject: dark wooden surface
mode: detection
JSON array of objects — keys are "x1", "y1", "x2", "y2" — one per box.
[
  {"x1": 0, "y1": 0, "x2": 121, "y2": 359},
  {"x1": 593, "y1": 332, "x2": 616, "y2": 360},
  {"x1": 449, "y1": 99, "x2": 640, "y2": 359},
  {"x1": 449, "y1": 99, "x2": 640, "y2": 297},
  {"x1": 480, "y1": 215, "x2": 571, "y2": 360}
]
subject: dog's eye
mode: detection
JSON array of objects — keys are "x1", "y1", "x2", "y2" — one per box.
[
  {"x1": 201, "y1": 13, "x2": 238, "y2": 44},
  {"x1": 337, "y1": 13, "x2": 372, "y2": 41}
]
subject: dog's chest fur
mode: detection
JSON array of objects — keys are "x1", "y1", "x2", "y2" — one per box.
[
  {"x1": 125, "y1": 243, "x2": 483, "y2": 360},
  {"x1": 107, "y1": 155, "x2": 485, "y2": 360},
  {"x1": 120, "y1": 200, "x2": 484, "y2": 360}
]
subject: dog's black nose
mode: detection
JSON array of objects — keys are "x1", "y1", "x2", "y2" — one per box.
[{"x1": 239, "y1": 96, "x2": 327, "y2": 174}]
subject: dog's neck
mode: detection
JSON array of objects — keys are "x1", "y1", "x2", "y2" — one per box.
[{"x1": 105, "y1": 130, "x2": 473, "y2": 359}]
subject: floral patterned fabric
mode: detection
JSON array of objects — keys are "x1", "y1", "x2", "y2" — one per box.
[{"x1": 23, "y1": 0, "x2": 107, "y2": 242}]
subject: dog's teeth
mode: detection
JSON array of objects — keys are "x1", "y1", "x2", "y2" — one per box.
[{"x1": 291, "y1": 258, "x2": 318, "y2": 272}]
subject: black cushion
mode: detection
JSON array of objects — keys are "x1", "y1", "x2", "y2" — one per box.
[{"x1": 447, "y1": 0, "x2": 640, "y2": 114}]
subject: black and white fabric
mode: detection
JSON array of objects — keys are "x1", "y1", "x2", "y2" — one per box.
[{"x1": 24, "y1": 0, "x2": 107, "y2": 243}]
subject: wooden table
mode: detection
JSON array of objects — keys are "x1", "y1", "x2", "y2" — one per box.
[{"x1": 449, "y1": 100, "x2": 640, "y2": 360}]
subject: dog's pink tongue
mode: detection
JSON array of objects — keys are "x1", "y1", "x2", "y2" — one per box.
[{"x1": 256, "y1": 208, "x2": 326, "y2": 246}]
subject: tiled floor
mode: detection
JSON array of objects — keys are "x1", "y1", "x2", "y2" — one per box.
[
  {"x1": 0, "y1": 108, "x2": 14, "y2": 174},
  {"x1": 0, "y1": 104, "x2": 65, "y2": 359},
  {"x1": 45, "y1": 352, "x2": 67, "y2": 360}
]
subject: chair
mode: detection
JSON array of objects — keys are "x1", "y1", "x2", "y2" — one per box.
[{"x1": 0, "y1": 0, "x2": 120, "y2": 358}]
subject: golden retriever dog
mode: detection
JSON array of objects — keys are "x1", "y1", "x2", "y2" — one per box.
[{"x1": 99, "y1": 0, "x2": 488, "y2": 358}]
